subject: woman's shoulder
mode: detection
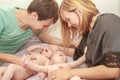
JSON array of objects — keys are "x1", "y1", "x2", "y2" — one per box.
[
  {"x1": 98, "y1": 13, "x2": 120, "y2": 24},
  {"x1": 95, "y1": 13, "x2": 120, "y2": 31}
]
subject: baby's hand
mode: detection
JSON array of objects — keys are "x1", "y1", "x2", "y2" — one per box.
[
  {"x1": 26, "y1": 45, "x2": 44, "y2": 54},
  {"x1": 38, "y1": 72, "x2": 47, "y2": 80}
]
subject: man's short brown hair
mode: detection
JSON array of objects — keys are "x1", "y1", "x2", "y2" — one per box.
[{"x1": 27, "y1": 0, "x2": 59, "y2": 23}]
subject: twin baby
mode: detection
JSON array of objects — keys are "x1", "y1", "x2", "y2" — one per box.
[{"x1": 0, "y1": 44, "x2": 85, "y2": 80}]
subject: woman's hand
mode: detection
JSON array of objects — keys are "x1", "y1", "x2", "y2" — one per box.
[
  {"x1": 18, "y1": 55, "x2": 37, "y2": 75},
  {"x1": 70, "y1": 41, "x2": 79, "y2": 48},
  {"x1": 49, "y1": 67, "x2": 73, "y2": 80}
]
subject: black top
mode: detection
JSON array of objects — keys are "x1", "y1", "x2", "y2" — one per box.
[
  {"x1": 86, "y1": 13, "x2": 120, "y2": 67},
  {"x1": 74, "y1": 13, "x2": 120, "y2": 68}
]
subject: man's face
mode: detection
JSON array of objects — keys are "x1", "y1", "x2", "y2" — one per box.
[
  {"x1": 29, "y1": 12, "x2": 54, "y2": 33},
  {"x1": 31, "y1": 18, "x2": 54, "y2": 33}
]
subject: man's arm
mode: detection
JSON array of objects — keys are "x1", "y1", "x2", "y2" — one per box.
[
  {"x1": 0, "y1": 52, "x2": 22, "y2": 65},
  {"x1": 38, "y1": 31, "x2": 64, "y2": 46},
  {"x1": 38, "y1": 31, "x2": 79, "y2": 48}
]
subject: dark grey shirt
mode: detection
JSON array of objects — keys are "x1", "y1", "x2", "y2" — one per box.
[{"x1": 86, "y1": 13, "x2": 120, "y2": 67}]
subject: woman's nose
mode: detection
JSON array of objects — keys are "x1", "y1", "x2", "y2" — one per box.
[{"x1": 68, "y1": 22, "x2": 72, "y2": 28}]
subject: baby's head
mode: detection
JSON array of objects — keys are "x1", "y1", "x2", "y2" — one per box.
[
  {"x1": 40, "y1": 44, "x2": 59, "y2": 59},
  {"x1": 40, "y1": 46, "x2": 54, "y2": 59},
  {"x1": 50, "y1": 51, "x2": 67, "y2": 64}
]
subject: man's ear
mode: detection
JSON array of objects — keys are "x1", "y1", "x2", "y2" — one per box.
[{"x1": 30, "y1": 12, "x2": 38, "y2": 20}]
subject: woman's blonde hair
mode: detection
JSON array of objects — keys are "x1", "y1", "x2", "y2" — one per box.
[{"x1": 59, "y1": 0, "x2": 99, "y2": 47}]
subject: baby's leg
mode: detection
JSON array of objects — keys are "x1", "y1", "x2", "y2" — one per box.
[
  {"x1": 70, "y1": 76, "x2": 82, "y2": 80},
  {"x1": 1, "y1": 64, "x2": 30, "y2": 80},
  {"x1": 0, "y1": 67, "x2": 7, "y2": 79},
  {"x1": 38, "y1": 72, "x2": 47, "y2": 80}
]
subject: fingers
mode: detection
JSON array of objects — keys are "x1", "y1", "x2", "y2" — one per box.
[
  {"x1": 27, "y1": 45, "x2": 43, "y2": 53},
  {"x1": 48, "y1": 71, "x2": 58, "y2": 80}
]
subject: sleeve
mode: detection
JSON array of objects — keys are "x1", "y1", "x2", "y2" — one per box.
[
  {"x1": 73, "y1": 31, "x2": 88, "y2": 60},
  {"x1": 101, "y1": 31, "x2": 120, "y2": 68},
  {"x1": 0, "y1": 16, "x2": 4, "y2": 35}
]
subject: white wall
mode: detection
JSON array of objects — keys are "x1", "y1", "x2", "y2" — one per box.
[
  {"x1": 0, "y1": 0, "x2": 120, "y2": 38},
  {"x1": 0, "y1": 0, "x2": 32, "y2": 8},
  {"x1": 92, "y1": 0, "x2": 120, "y2": 16}
]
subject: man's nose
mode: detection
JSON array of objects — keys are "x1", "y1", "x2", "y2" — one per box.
[{"x1": 43, "y1": 27, "x2": 48, "y2": 31}]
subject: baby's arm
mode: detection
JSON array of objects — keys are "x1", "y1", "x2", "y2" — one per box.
[
  {"x1": 67, "y1": 54, "x2": 86, "y2": 68},
  {"x1": 56, "y1": 55, "x2": 86, "y2": 69},
  {"x1": 26, "y1": 45, "x2": 44, "y2": 55},
  {"x1": 64, "y1": 47, "x2": 87, "y2": 68}
]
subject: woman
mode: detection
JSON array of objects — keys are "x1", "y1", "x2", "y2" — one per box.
[{"x1": 50, "y1": 0, "x2": 120, "y2": 80}]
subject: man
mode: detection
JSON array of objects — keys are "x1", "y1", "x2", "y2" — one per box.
[{"x1": 0, "y1": 0, "x2": 61, "y2": 66}]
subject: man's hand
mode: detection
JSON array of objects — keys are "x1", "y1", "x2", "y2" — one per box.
[{"x1": 21, "y1": 55, "x2": 37, "y2": 75}]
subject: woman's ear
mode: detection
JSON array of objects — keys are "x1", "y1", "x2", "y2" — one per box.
[{"x1": 30, "y1": 12, "x2": 38, "y2": 20}]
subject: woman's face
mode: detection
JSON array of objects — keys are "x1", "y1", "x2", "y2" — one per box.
[{"x1": 61, "y1": 10, "x2": 80, "y2": 28}]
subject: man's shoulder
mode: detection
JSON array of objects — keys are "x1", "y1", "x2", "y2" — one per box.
[{"x1": 0, "y1": 5, "x2": 14, "y2": 10}]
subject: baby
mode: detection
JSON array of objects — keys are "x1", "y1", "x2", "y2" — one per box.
[
  {"x1": 0, "y1": 44, "x2": 85, "y2": 80},
  {"x1": 24, "y1": 50, "x2": 85, "y2": 80}
]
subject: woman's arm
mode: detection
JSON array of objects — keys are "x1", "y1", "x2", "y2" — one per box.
[
  {"x1": 50, "y1": 65, "x2": 119, "y2": 80},
  {"x1": 71, "y1": 65, "x2": 119, "y2": 79}
]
